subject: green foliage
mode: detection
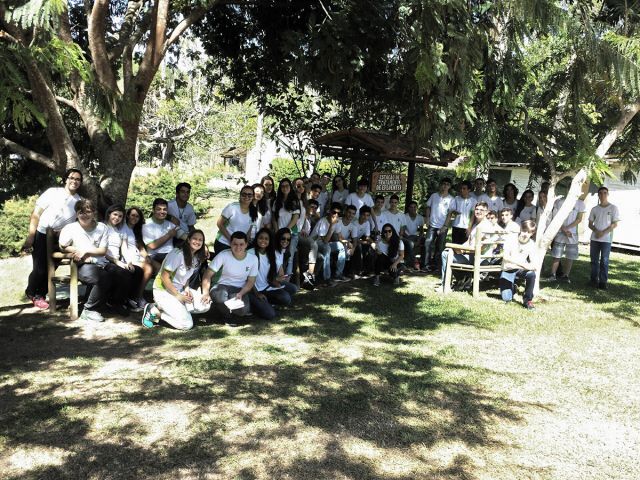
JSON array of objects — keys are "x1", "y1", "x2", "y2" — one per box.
[
  {"x1": 0, "y1": 196, "x2": 36, "y2": 258},
  {"x1": 268, "y1": 157, "x2": 339, "y2": 183},
  {"x1": 3, "y1": 0, "x2": 65, "y2": 30},
  {"x1": 126, "y1": 169, "x2": 215, "y2": 217}
]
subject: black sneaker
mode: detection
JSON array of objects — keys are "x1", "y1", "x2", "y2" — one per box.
[{"x1": 524, "y1": 301, "x2": 535, "y2": 310}]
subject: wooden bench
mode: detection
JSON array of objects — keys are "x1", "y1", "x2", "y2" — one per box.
[
  {"x1": 442, "y1": 232, "x2": 504, "y2": 298},
  {"x1": 46, "y1": 228, "x2": 80, "y2": 319}
]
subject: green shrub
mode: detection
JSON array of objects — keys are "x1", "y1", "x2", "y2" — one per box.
[
  {"x1": 0, "y1": 196, "x2": 36, "y2": 258},
  {"x1": 127, "y1": 168, "x2": 214, "y2": 217}
]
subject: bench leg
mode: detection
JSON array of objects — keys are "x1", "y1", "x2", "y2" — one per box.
[
  {"x1": 472, "y1": 273, "x2": 480, "y2": 298},
  {"x1": 70, "y1": 264, "x2": 79, "y2": 320},
  {"x1": 443, "y1": 252, "x2": 452, "y2": 294},
  {"x1": 48, "y1": 260, "x2": 57, "y2": 314}
]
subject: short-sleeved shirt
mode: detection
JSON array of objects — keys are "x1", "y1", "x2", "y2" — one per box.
[
  {"x1": 427, "y1": 193, "x2": 454, "y2": 228},
  {"x1": 478, "y1": 194, "x2": 504, "y2": 212},
  {"x1": 354, "y1": 220, "x2": 371, "y2": 238},
  {"x1": 335, "y1": 219, "x2": 358, "y2": 240},
  {"x1": 275, "y1": 205, "x2": 301, "y2": 233},
  {"x1": 502, "y1": 237, "x2": 536, "y2": 271},
  {"x1": 345, "y1": 192, "x2": 374, "y2": 215},
  {"x1": 35, "y1": 187, "x2": 81, "y2": 234},
  {"x1": 154, "y1": 248, "x2": 201, "y2": 292},
  {"x1": 381, "y1": 210, "x2": 405, "y2": 235},
  {"x1": 218, "y1": 202, "x2": 262, "y2": 245},
  {"x1": 517, "y1": 205, "x2": 538, "y2": 224},
  {"x1": 503, "y1": 199, "x2": 518, "y2": 214},
  {"x1": 404, "y1": 214, "x2": 424, "y2": 236},
  {"x1": 248, "y1": 248, "x2": 276, "y2": 292},
  {"x1": 143, "y1": 219, "x2": 176, "y2": 255},
  {"x1": 371, "y1": 210, "x2": 386, "y2": 232},
  {"x1": 168, "y1": 200, "x2": 197, "y2": 236},
  {"x1": 311, "y1": 217, "x2": 335, "y2": 241},
  {"x1": 208, "y1": 249, "x2": 258, "y2": 288},
  {"x1": 552, "y1": 198, "x2": 586, "y2": 245},
  {"x1": 332, "y1": 189, "x2": 350, "y2": 205},
  {"x1": 105, "y1": 224, "x2": 126, "y2": 260},
  {"x1": 121, "y1": 224, "x2": 143, "y2": 264},
  {"x1": 59, "y1": 221, "x2": 109, "y2": 265},
  {"x1": 448, "y1": 196, "x2": 477, "y2": 229},
  {"x1": 376, "y1": 238, "x2": 405, "y2": 260},
  {"x1": 589, "y1": 203, "x2": 620, "y2": 243}
]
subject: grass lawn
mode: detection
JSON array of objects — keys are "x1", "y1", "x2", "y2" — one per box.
[{"x1": 1, "y1": 204, "x2": 639, "y2": 479}]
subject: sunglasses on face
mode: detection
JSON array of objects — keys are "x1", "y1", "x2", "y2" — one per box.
[
  {"x1": 241, "y1": 192, "x2": 254, "y2": 198},
  {"x1": 383, "y1": 229, "x2": 393, "y2": 234},
  {"x1": 331, "y1": 211, "x2": 341, "y2": 215},
  {"x1": 281, "y1": 237, "x2": 291, "y2": 242}
]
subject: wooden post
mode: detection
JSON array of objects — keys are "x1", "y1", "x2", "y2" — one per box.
[{"x1": 405, "y1": 161, "x2": 416, "y2": 211}]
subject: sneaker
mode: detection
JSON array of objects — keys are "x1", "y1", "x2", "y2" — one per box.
[
  {"x1": 546, "y1": 274, "x2": 557, "y2": 282},
  {"x1": 372, "y1": 276, "x2": 380, "y2": 287},
  {"x1": 112, "y1": 304, "x2": 130, "y2": 317},
  {"x1": 524, "y1": 301, "x2": 535, "y2": 310},
  {"x1": 141, "y1": 303, "x2": 157, "y2": 328},
  {"x1": 128, "y1": 299, "x2": 143, "y2": 313},
  {"x1": 559, "y1": 275, "x2": 571, "y2": 284},
  {"x1": 80, "y1": 308, "x2": 104, "y2": 322},
  {"x1": 325, "y1": 279, "x2": 338, "y2": 288},
  {"x1": 598, "y1": 283, "x2": 608, "y2": 290},
  {"x1": 32, "y1": 296, "x2": 49, "y2": 310},
  {"x1": 334, "y1": 275, "x2": 350, "y2": 282}
]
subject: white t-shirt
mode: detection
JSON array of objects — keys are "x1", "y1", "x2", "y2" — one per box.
[
  {"x1": 336, "y1": 219, "x2": 358, "y2": 240},
  {"x1": 502, "y1": 237, "x2": 536, "y2": 271},
  {"x1": 275, "y1": 205, "x2": 301, "y2": 233},
  {"x1": 59, "y1": 221, "x2": 109, "y2": 265},
  {"x1": 143, "y1": 219, "x2": 176, "y2": 255},
  {"x1": 318, "y1": 191, "x2": 329, "y2": 212},
  {"x1": 427, "y1": 193, "x2": 454, "y2": 228},
  {"x1": 345, "y1": 192, "x2": 374, "y2": 214},
  {"x1": 296, "y1": 201, "x2": 306, "y2": 232},
  {"x1": 121, "y1": 224, "x2": 143, "y2": 264},
  {"x1": 448, "y1": 196, "x2": 477, "y2": 229},
  {"x1": 105, "y1": 224, "x2": 126, "y2": 260},
  {"x1": 311, "y1": 217, "x2": 335, "y2": 240},
  {"x1": 404, "y1": 214, "x2": 424, "y2": 236},
  {"x1": 168, "y1": 200, "x2": 197, "y2": 237},
  {"x1": 517, "y1": 205, "x2": 538, "y2": 224},
  {"x1": 154, "y1": 248, "x2": 201, "y2": 292},
  {"x1": 376, "y1": 238, "x2": 405, "y2": 260},
  {"x1": 552, "y1": 198, "x2": 586, "y2": 245},
  {"x1": 248, "y1": 248, "x2": 276, "y2": 292},
  {"x1": 35, "y1": 187, "x2": 81, "y2": 234},
  {"x1": 218, "y1": 202, "x2": 262, "y2": 245},
  {"x1": 478, "y1": 194, "x2": 504, "y2": 212},
  {"x1": 503, "y1": 199, "x2": 518, "y2": 214},
  {"x1": 589, "y1": 203, "x2": 620, "y2": 243},
  {"x1": 381, "y1": 210, "x2": 405, "y2": 235},
  {"x1": 371, "y1": 209, "x2": 386, "y2": 232},
  {"x1": 332, "y1": 189, "x2": 350, "y2": 205},
  {"x1": 208, "y1": 249, "x2": 258, "y2": 288},
  {"x1": 470, "y1": 191, "x2": 484, "y2": 200},
  {"x1": 355, "y1": 220, "x2": 371, "y2": 238}
]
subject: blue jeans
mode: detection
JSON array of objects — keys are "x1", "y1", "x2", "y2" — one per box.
[
  {"x1": 286, "y1": 233, "x2": 299, "y2": 275},
  {"x1": 500, "y1": 269, "x2": 536, "y2": 304},
  {"x1": 316, "y1": 240, "x2": 345, "y2": 280},
  {"x1": 590, "y1": 241, "x2": 612, "y2": 286},
  {"x1": 440, "y1": 249, "x2": 471, "y2": 282}
]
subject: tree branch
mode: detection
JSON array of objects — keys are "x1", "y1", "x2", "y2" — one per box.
[
  {"x1": 0, "y1": 137, "x2": 57, "y2": 170},
  {"x1": 88, "y1": 0, "x2": 120, "y2": 93},
  {"x1": 163, "y1": 6, "x2": 207, "y2": 54},
  {"x1": 108, "y1": 0, "x2": 145, "y2": 62},
  {"x1": 523, "y1": 107, "x2": 557, "y2": 180},
  {"x1": 595, "y1": 99, "x2": 640, "y2": 158}
]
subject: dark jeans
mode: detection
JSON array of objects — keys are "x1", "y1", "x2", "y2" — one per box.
[
  {"x1": 424, "y1": 227, "x2": 448, "y2": 268},
  {"x1": 451, "y1": 227, "x2": 468, "y2": 245},
  {"x1": 103, "y1": 263, "x2": 135, "y2": 304},
  {"x1": 374, "y1": 253, "x2": 403, "y2": 279},
  {"x1": 500, "y1": 269, "x2": 536, "y2": 304},
  {"x1": 590, "y1": 241, "x2": 612, "y2": 286},
  {"x1": 402, "y1": 235, "x2": 423, "y2": 266},
  {"x1": 348, "y1": 243, "x2": 375, "y2": 274},
  {"x1": 77, "y1": 263, "x2": 112, "y2": 310},
  {"x1": 251, "y1": 282, "x2": 299, "y2": 320},
  {"x1": 26, "y1": 231, "x2": 49, "y2": 298}
]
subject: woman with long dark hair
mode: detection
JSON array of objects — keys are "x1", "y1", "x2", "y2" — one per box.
[
  {"x1": 272, "y1": 178, "x2": 301, "y2": 275},
  {"x1": 122, "y1": 206, "x2": 151, "y2": 311},
  {"x1": 373, "y1": 222, "x2": 405, "y2": 286},
  {"x1": 141, "y1": 229, "x2": 210, "y2": 330},
  {"x1": 248, "y1": 228, "x2": 298, "y2": 319},
  {"x1": 215, "y1": 185, "x2": 261, "y2": 255},
  {"x1": 331, "y1": 174, "x2": 349, "y2": 206},
  {"x1": 252, "y1": 183, "x2": 272, "y2": 229},
  {"x1": 515, "y1": 189, "x2": 537, "y2": 223},
  {"x1": 261, "y1": 175, "x2": 276, "y2": 205},
  {"x1": 503, "y1": 183, "x2": 519, "y2": 215}
]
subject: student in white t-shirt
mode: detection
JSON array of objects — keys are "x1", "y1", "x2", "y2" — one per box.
[
  {"x1": 59, "y1": 199, "x2": 111, "y2": 323},
  {"x1": 272, "y1": 179, "x2": 301, "y2": 275},
  {"x1": 142, "y1": 198, "x2": 178, "y2": 296},
  {"x1": 331, "y1": 174, "x2": 350, "y2": 206},
  {"x1": 201, "y1": 231, "x2": 258, "y2": 324},
  {"x1": 252, "y1": 183, "x2": 272, "y2": 229},
  {"x1": 167, "y1": 182, "x2": 197, "y2": 246},
  {"x1": 470, "y1": 177, "x2": 485, "y2": 200},
  {"x1": 478, "y1": 178, "x2": 504, "y2": 212},
  {"x1": 351, "y1": 205, "x2": 375, "y2": 276},
  {"x1": 310, "y1": 204, "x2": 347, "y2": 286},
  {"x1": 104, "y1": 204, "x2": 138, "y2": 314},
  {"x1": 216, "y1": 185, "x2": 261, "y2": 255},
  {"x1": 141, "y1": 229, "x2": 210, "y2": 330},
  {"x1": 502, "y1": 183, "x2": 519, "y2": 215},
  {"x1": 382, "y1": 194, "x2": 406, "y2": 237},
  {"x1": 500, "y1": 220, "x2": 538, "y2": 310},
  {"x1": 402, "y1": 200, "x2": 425, "y2": 270},
  {"x1": 337, "y1": 204, "x2": 359, "y2": 276},
  {"x1": 373, "y1": 223, "x2": 405, "y2": 286},
  {"x1": 371, "y1": 194, "x2": 386, "y2": 237},
  {"x1": 248, "y1": 228, "x2": 299, "y2": 320},
  {"x1": 23, "y1": 168, "x2": 83, "y2": 309},
  {"x1": 498, "y1": 208, "x2": 521, "y2": 242},
  {"x1": 548, "y1": 195, "x2": 586, "y2": 282},
  {"x1": 122, "y1": 206, "x2": 151, "y2": 311},
  {"x1": 426, "y1": 178, "x2": 457, "y2": 269},
  {"x1": 588, "y1": 187, "x2": 620, "y2": 289},
  {"x1": 515, "y1": 189, "x2": 537, "y2": 224},
  {"x1": 345, "y1": 178, "x2": 375, "y2": 217}
]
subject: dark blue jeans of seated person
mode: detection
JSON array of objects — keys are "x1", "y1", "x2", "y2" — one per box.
[{"x1": 500, "y1": 269, "x2": 536, "y2": 304}]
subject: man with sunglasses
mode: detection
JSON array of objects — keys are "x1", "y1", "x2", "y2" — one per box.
[
  {"x1": 23, "y1": 168, "x2": 83, "y2": 309},
  {"x1": 310, "y1": 203, "x2": 348, "y2": 286}
]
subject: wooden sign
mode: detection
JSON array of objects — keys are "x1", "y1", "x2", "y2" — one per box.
[{"x1": 371, "y1": 172, "x2": 406, "y2": 193}]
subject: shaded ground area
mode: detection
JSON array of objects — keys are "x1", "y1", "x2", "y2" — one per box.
[{"x1": 1, "y1": 249, "x2": 639, "y2": 479}]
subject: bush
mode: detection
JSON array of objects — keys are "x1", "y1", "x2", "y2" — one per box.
[
  {"x1": 127, "y1": 168, "x2": 214, "y2": 217},
  {"x1": 0, "y1": 196, "x2": 36, "y2": 258}
]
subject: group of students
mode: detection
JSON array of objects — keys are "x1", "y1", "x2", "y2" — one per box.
[{"x1": 23, "y1": 169, "x2": 619, "y2": 327}]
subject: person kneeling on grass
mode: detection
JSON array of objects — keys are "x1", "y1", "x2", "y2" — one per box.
[
  {"x1": 499, "y1": 220, "x2": 538, "y2": 310},
  {"x1": 373, "y1": 223, "x2": 405, "y2": 287},
  {"x1": 141, "y1": 230, "x2": 211, "y2": 330},
  {"x1": 200, "y1": 231, "x2": 258, "y2": 326}
]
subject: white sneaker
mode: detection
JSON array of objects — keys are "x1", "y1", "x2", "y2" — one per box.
[{"x1": 80, "y1": 308, "x2": 104, "y2": 322}]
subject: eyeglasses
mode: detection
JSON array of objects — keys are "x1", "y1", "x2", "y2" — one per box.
[
  {"x1": 281, "y1": 237, "x2": 291, "y2": 242},
  {"x1": 241, "y1": 193, "x2": 254, "y2": 198},
  {"x1": 331, "y1": 211, "x2": 341, "y2": 215}
]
